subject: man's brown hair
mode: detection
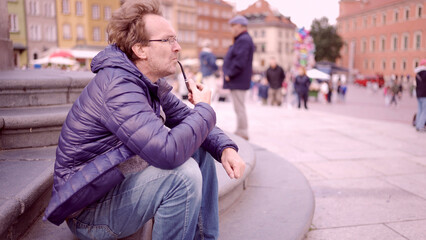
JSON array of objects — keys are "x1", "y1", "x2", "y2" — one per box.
[{"x1": 107, "y1": 0, "x2": 162, "y2": 61}]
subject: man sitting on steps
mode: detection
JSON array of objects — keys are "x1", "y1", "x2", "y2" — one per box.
[{"x1": 43, "y1": 0, "x2": 246, "y2": 239}]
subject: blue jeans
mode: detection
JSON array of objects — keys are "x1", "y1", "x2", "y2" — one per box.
[
  {"x1": 417, "y1": 97, "x2": 426, "y2": 130},
  {"x1": 66, "y1": 148, "x2": 219, "y2": 240}
]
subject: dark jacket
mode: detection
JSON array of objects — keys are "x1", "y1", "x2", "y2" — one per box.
[
  {"x1": 44, "y1": 44, "x2": 238, "y2": 225},
  {"x1": 199, "y1": 49, "x2": 218, "y2": 77},
  {"x1": 266, "y1": 65, "x2": 285, "y2": 89},
  {"x1": 223, "y1": 31, "x2": 254, "y2": 90},
  {"x1": 416, "y1": 66, "x2": 426, "y2": 98},
  {"x1": 294, "y1": 75, "x2": 311, "y2": 94}
]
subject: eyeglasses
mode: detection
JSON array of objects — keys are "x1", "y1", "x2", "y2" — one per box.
[{"x1": 148, "y1": 36, "x2": 178, "y2": 45}]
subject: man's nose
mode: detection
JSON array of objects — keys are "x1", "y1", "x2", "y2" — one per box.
[{"x1": 173, "y1": 42, "x2": 181, "y2": 52}]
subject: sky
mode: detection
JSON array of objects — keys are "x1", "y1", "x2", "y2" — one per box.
[{"x1": 225, "y1": 0, "x2": 340, "y2": 30}]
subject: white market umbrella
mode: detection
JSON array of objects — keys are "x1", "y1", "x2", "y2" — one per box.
[
  {"x1": 49, "y1": 56, "x2": 77, "y2": 65},
  {"x1": 306, "y1": 68, "x2": 331, "y2": 80}
]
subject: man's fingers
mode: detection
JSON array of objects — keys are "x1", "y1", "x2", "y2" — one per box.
[
  {"x1": 222, "y1": 161, "x2": 235, "y2": 179},
  {"x1": 195, "y1": 83, "x2": 204, "y2": 91}
]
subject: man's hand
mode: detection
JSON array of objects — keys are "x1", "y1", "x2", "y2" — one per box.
[
  {"x1": 221, "y1": 148, "x2": 245, "y2": 179},
  {"x1": 225, "y1": 76, "x2": 230, "y2": 82},
  {"x1": 187, "y1": 79, "x2": 211, "y2": 105}
]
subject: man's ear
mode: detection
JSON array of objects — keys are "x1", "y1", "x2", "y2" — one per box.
[{"x1": 131, "y1": 43, "x2": 148, "y2": 60}]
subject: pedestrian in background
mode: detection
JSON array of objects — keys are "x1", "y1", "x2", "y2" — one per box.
[
  {"x1": 258, "y1": 77, "x2": 269, "y2": 105},
  {"x1": 223, "y1": 15, "x2": 254, "y2": 140},
  {"x1": 415, "y1": 59, "x2": 426, "y2": 132},
  {"x1": 199, "y1": 39, "x2": 219, "y2": 101},
  {"x1": 266, "y1": 57, "x2": 286, "y2": 106},
  {"x1": 294, "y1": 67, "x2": 311, "y2": 109},
  {"x1": 390, "y1": 77, "x2": 400, "y2": 106}
]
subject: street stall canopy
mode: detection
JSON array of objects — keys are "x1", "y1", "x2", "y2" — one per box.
[{"x1": 306, "y1": 68, "x2": 331, "y2": 80}]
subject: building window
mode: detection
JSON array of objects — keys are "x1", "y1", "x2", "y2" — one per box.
[
  {"x1": 45, "y1": 25, "x2": 56, "y2": 42},
  {"x1": 361, "y1": 38, "x2": 366, "y2": 53},
  {"x1": 63, "y1": 24, "x2": 71, "y2": 39},
  {"x1": 29, "y1": 0, "x2": 40, "y2": 16},
  {"x1": 364, "y1": 60, "x2": 368, "y2": 70},
  {"x1": 104, "y1": 6, "x2": 111, "y2": 20},
  {"x1": 92, "y1": 5, "x2": 100, "y2": 20},
  {"x1": 261, "y1": 30, "x2": 265, "y2": 38},
  {"x1": 76, "y1": 1, "x2": 83, "y2": 16},
  {"x1": 62, "y1": 0, "x2": 70, "y2": 14},
  {"x1": 392, "y1": 60, "x2": 396, "y2": 70},
  {"x1": 382, "y1": 60, "x2": 386, "y2": 70},
  {"x1": 382, "y1": 13, "x2": 386, "y2": 25},
  {"x1": 380, "y1": 37, "x2": 386, "y2": 52},
  {"x1": 363, "y1": 16, "x2": 367, "y2": 28},
  {"x1": 372, "y1": 16, "x2": 376, "y2": 26},
  {"x1": 417, "y1": 5, "x2": 423, "y2": 18},
  {"x1": 371, "y1": 60, "x2": 375, "y2": 70},
  {"x1": 261, "y1": 43, "x2": 266, "y2": 52},
  {"x1": 414, "y1": 59, "x2": 419, "y2": 68},
  {"x1": 392, "y1": 35, "x2": 398, "y2": 51},
  {"x1": 353, "y1": 19, "x2": 357, "y2": 30},
  {"x1": 9, "y1": 14, "x2": 19, "y2": 32},
  {"x1": 44, "y1": 2, "x2": 55, "y2": 17},
  {"x1": 93, "y1": 27, "x2": 101, "y2": 41},
  {"x1": 405, "y1": 8, "x2": 410, "y2": 20},
  {"x1": 29, "y1": 24, "x2": 42, "y2": 41},
  {"x1": 370, "y1": 38, "x2": 376, "y2": 52},
  {"x1": 402, "y1": 34, "x2": 409, "y2": 50},
  {"x1": 394, "y1": 9, "x2": 399, "y2": 22},
  {"x1": 76, "y1": 25, "x2": 84, "y2": 40},
  {"x1": 414, "y1": 32, "x2": 422, "y2": 50},
  {"x1": 402, "y1": 60, "x2": 406, "y2": 70}
]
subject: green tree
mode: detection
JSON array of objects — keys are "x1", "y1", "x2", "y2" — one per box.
[{"x1": 310, "y1": 17, "x2": 344, "y2": 63}]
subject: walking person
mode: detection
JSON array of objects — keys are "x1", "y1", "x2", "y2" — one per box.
[
  {"x1": 223, "y1": 15, "x2": 254, "y2": 140},
  {"x1": 294, "y1": 67, "x2": 311, "y2": 109},
  {"x1": 199, "y1": 39, "x2": 219, "y2": 101},
  {"x1": 266, "y1": 57, "x2": 286, "y2": 106},
  {"x1": 415, "y1": 59, "x2": 426, "y2": 132},
  {"x1": 43, "y1": 1, "x2": 246, "y2": 239},
  {"x1": 390, "y1": 78, "x2": 400, "y2": 106}
]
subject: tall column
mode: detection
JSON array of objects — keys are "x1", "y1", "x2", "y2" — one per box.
[{"x1": 0, "y1": 0, "x2": 14, "y2": 70}]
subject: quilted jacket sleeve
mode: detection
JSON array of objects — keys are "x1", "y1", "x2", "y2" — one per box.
[
  {"x1": 100, "y1": 77, "x2": 216, "y2": 169},
  {"x1": 161, "y1": 91, "x2": 239, "y2": 162}
]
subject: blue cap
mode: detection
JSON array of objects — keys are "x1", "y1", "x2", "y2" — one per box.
[{"x1": 229, "y1": 15, "x2": 248, "y2": 26}]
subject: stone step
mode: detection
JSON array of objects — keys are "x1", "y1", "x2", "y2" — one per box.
[
  {"x1": 0, "y1": 105, "x2": 72, "y2": 149},
  {"x1": 0, "y1": 134, "x2": 256, "y2": 240},
  {"x1": 0, "y1": 69, "x2": 92, "y2": 108}
]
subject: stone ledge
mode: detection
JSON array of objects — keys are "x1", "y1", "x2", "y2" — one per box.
[
  {"x1": 0, "y1": 106, "x2": 71, "y2": 149},
  {"x1": 0, "y1": 69, "x2": 93, "y2": 108}
]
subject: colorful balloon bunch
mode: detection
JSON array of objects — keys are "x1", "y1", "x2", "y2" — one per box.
[{"x1": 294, "y1": 27, "x2": 315, "y2": 69}]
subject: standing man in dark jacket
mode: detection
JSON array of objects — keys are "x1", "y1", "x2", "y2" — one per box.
[
  {"x1": 266, "y1": 57, "x2": 286, "y2": 106},
  {"x1": 223, "y1": 15, "x2": 254, "y2": 140},
  {"x1": 415, "y1": 59, "x2": 426, "y2": 132},
  {"x1": 200, "y1": 39, "x2": 219, "y2": 101},
  {"x1": 294, "y1": 67, "x2": 311, "y2": 109},
  {"x1": 43, "y1": 0, "x2": 245, "y2": 239}
]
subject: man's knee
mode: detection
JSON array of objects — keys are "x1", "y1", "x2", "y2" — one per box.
[{"x1": 175, "y1": 158, "x2": 202, "y2": 196}]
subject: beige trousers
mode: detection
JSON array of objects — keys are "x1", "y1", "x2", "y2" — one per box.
[{"x1": 230, "y1": 90, "x2": 248, "y2": 139}]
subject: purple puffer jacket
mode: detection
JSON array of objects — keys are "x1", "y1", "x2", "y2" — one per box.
[{"x1": 44, "y1": 44, "x2": 238, "y2": 225}]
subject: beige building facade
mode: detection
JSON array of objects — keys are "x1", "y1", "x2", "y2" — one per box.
[{"x1": 239, "y1": 0, "x2": 296, "y2": 72}]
